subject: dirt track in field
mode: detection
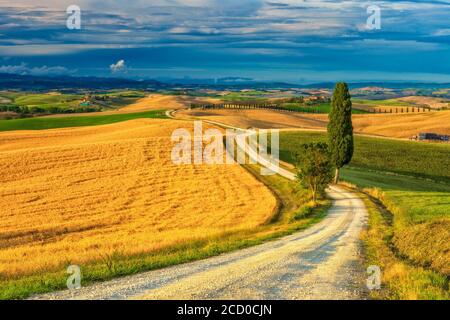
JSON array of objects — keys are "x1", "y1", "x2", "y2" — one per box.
[
  {"x1": 32, "y1": 114, "x2": 369, "y2": 300},
  {"x1": 32, "y1": 185, "x2": 367, "y2": 300}
]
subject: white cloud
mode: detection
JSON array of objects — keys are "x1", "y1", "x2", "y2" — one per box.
[
  {"x1": 110, "y1": 59, "x2": 127, "y2": 73},
  {"x1": 0, "y1": 44, "x2": 139, "y2": 56},
  {"x1": 0, "y1": 62, "x2": 75, "y2": 76},
  {"x1": 434, "y1": 29, "x2": 450, "y2": 36}
]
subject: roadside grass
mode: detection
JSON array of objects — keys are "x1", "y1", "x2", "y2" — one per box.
[
  {"x1": 340, "y1": 167, "x2": 450, "y2": 224},
  {"x1": 346, "y1": 185, "x2": 449, "y2": 300},
  {"x1": 341, "y1": 168, "x2": 450, "y2": 277},
  {"x1": 0, "y1": 110, "x2": 167, "y2": 131},
  {"x1": 279, "y1": 131, "x2": 450, "y2": 299},
  {"x1": 0, "y1": 164, "x2": 330, "y2": 299}
]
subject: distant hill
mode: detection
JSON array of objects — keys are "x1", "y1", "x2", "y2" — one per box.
[
  {"x1": 0, "y1": 73, "x2": 449, "y2": 92},
  {"x1": 0, "y1": 73, "x2": 164, "y2": 91}
]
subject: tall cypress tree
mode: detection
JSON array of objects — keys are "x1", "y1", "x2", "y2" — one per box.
[{"x1": 328, "y1": 82, "x2": 354, "y2": 184}]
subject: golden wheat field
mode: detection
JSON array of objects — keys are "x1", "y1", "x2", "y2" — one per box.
[
  {"x1": 176, "y1": 109, "x2": 328, "y2": 130},
  {"x1": 177, "y1": 108, "x2": 450, "y2": 138},
  {"x1": 0, "y1": 119, "x2": 277, "y2": 278},
  {"x1": 119, "y1": 94, "x2": 223, "y2": 113},
  {"x1": 119, "y1": 94, "x2": 187, "y2": 112},
  {"x1": 397, "y1": 96, "x2": 450, "y2": 109}
]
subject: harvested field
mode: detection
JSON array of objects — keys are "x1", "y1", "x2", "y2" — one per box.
[
  {"x1": 119, "y1": 94, "x2": 224, "y2": 113},
  {"x1": 353, "y1": 96, "x2": 449, "y2": 112},
  {"x1": 0, "y1": 119, "x2": 277, "y2": 278},
  {"x1": 397, "y1": 96, "x2": 450, "y2": 109},
  {"x1": 177, "y1": 109, "x2": 450, "y2": 138},
  {"x1": 351, "y1": 111, "x2": 450, "y2": 138},
  {"x1": 176, "y1": 109, "x2": 328, "y2": 130},
  {"x1": 119, "y1": 94, "x2": 187, "y2": 112}
]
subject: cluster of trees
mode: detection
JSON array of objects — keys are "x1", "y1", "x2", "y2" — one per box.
[
  {"x1": 0, "y1": 104, "x2": 101, "y2": 116},
  {"x1": 0, "y1": 105, "x2": 34, "y2": 113},
  {"x1": 278, "y1": 96, "x2": 305, "y2": 104},
  {"x1": 46, "y1": 106, "x2": 102, "y2": 114},
  {"x1": 304, "y1": 96, "x2": 331, "y2": 106},
  {"x1": 275, "y1": 96, "x2": 331, "y2": 108},
  {"x1": 296, "y1": 83, "x2": 354, "y2": 203}
]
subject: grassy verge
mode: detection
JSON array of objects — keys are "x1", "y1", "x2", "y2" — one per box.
[
  {"x1": 0, "y1": 110, "x2": 167, "y2": 132},
  {"x1": 341, "y1": 168, "x2": 450, "y2": 278},
  {"x1": 0, "y1": 164, "x2": 330, "y2": 299},
  {"x1": 345, "y1": 185, "x2": 449, "y2": 300},
  {"x1": 341, "y1": 167, "x2": 450, "y2": 225},
  {"x1": 279, "y1": 131, "x2": 449, "y2": 299}
]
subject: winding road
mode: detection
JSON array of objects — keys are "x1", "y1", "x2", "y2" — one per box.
[{"x1": 32, "y1": 110, "x2": 368, "y2": 300}]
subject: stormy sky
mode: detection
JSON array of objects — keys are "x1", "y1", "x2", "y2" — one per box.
[{"x1": 0, "y1": 0, "x2": 449, "y2": 83}]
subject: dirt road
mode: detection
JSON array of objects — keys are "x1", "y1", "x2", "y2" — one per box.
[
  {"x1": 33, "y1": 185, "x2": 367, "y2": 300},
  {"x1": 32, "y1": 112, "x2": 369, "y2": 300}
]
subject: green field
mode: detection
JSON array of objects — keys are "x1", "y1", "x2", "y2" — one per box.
[
  {"x1": 353, "y1": 186, "x2": 449, "y2": 300},
  {"x1": 14, "y1": 93, "x2": 83, "y2": 108},
  {"x1": 221, "y1": 92, "x2": 269, "y2": 102},
  {"x1": 0, "y1": 110, "x2": 167, "y2": 132},
  {"x1": 0, "y1": 90, "x2": 147, "y2": 115},
  {"x1": 0, "y1": 91, "x2": 26, "y2": 100},
  {"x1": 279, "y1": 131, "x2": 450, "y2": 182},
  {"x1": 0, "y1": 93, "x2": 84, "y2": 114},
  {"x1": 215, "y1": 95, "x2": 368, "y2": 114},
  {"x1": 344, "y1": 169, "x2": 450, "y2": 299},
  {"x1": 280, "y1": 102, "x2": 368, "y2": 114},
  {"x1": 278, "y1": 131, "x2": 450, "y2": 299}
]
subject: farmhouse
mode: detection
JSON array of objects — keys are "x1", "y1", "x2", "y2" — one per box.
[{"x1": 418, "y1": 132, "x2": 450, "y2": 142}]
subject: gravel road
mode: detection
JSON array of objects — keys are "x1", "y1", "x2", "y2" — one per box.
[
  {"x1": 32, "y1": 113, "x2": 368, "y2": 300},
  {"x1": 32, "y1": 185, "x2": 368, "y2": 300}
]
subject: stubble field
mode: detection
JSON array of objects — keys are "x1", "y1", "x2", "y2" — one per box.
[
  {"x1": 0, "y1": 119, "x2": 277, "y2": 279},
  {"x1": 177, "y1": 108, "x2": 450, "y2": 138}
]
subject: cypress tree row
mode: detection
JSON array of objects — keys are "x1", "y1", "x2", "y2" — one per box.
[{"x1": 327, "y1": 82, "x2": 354, "y2": 184}]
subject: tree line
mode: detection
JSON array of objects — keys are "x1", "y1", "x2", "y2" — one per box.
[
  {"x1": 0, "y1": 105, "x2": 102, "y2": 117},
  {"x1": 296, "y1": 82, "x2": 353, "y2": 203}
]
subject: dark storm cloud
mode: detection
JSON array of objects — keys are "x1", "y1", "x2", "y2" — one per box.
[{"x1": 0, "y1": 1, "x2": 449, "y2": 82}]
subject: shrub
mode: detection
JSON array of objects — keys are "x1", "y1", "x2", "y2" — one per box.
[{"x1": 295, "y1": 142, "x2": 333, "y2": 203}]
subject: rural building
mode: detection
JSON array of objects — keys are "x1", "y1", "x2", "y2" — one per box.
[{"x1": 418, "y1": 133, "x2": 450, "y2": 142}]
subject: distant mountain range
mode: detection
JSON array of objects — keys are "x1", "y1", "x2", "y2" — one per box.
[
  {"x1": 1, "y1": 73, "x2": 449, "y2": 91},
  {"x1": 0, "y1": 73, "x2": 164, "y2": 91}
]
